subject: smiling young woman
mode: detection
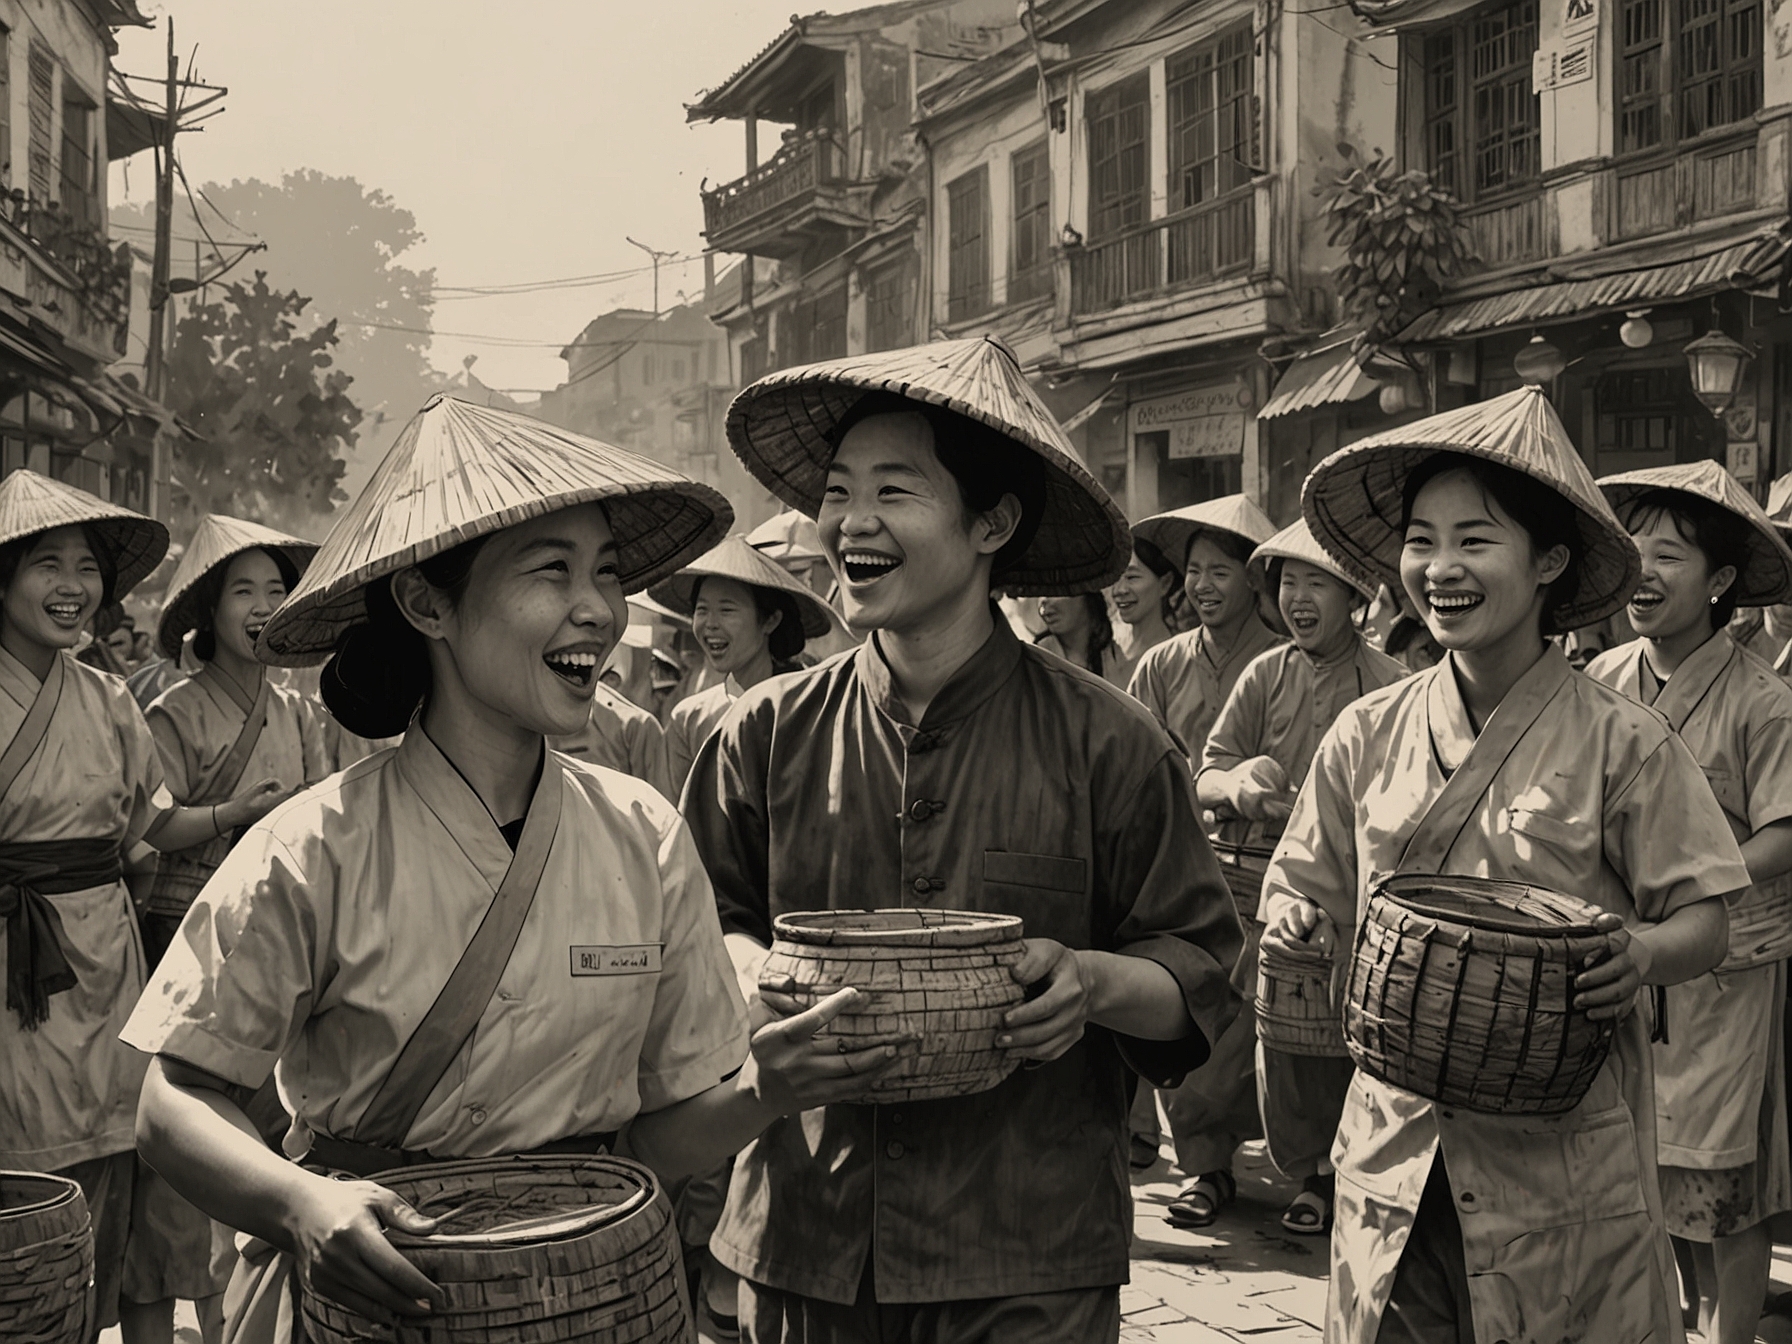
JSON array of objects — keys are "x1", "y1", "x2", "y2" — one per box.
[
  {"x1": 1586, "y1": 462, "x2": 1792, "y2": 1344},
  {"x1": 121, "y1": 398, "x2": 901, "y2": 1344},
  {"x1": 1265, "y1": 387, "x2": 1747, "y2": 1344}
]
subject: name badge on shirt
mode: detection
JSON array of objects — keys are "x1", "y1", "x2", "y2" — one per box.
[{"x1": 570, "y1": 944, "x2": 663, "y2": 976}]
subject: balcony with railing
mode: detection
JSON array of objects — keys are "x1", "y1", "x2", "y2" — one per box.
[
  {"x1": 1068, "y1": 186, "x2": 1256, "y2": 315},
  {"x1": 0, "y1": 190, "x2": 130, "y2": 364},
  {"x1": 701, "y1": 131, "x2": 870, "y2": 258}
]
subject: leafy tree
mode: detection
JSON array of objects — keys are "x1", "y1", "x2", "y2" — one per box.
[{"x1": 162, "y1": 271, "x2": 362, "y2": 533}]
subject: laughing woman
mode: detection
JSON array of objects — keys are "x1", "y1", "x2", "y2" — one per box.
[
  {"x1": 654, "y1": 534, "x2": 842, "y2": 793},
  {"x1": 1264, "y1": 388, "x2": 1747, "y2": 1344},
  {"x1": 1586, "y1": 462, "x2": 1792, "y2": 1344},
  {"x1": 0, "y1": 472, "x2": 291, "y2": 1344},
  {"x1": 122, "y1": 400, "x2": 892, "y2": 1344},
  {"x1": 1109, "y1": 538, "x2": 1180, "y2": 664}
]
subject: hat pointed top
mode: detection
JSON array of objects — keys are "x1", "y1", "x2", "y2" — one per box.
[
  {"x1": 726, "y1": 336, "x2": 1131, "y2": 596},
  {"x1": 0, "y1": 469, "x2": 168, "y2": 600},
  {"x1": 1133, "y1": 493, "x2": 1277, "y2": 569},
  {"x1": 259, "y1": 396, "x2": 732, "y2": 665},
  {"x1": 647, "y1": 533, "x2": 845, "y2": 641},
  {"x1": 1302, "y1": 386, "x2": 1641, "y2": 630},
  {"x1": 745, "y1": 509, "x2": 826, "y2": 566},
  {"x1": 157, "y1": 514, "x2": 320, "y2": 659},
  {"x1": 1249, "y1": 517, "x2": 1376, "y2": 598},
  {"x1": 1598, "y1": 459, "x2": 1792, "y2": 607}
]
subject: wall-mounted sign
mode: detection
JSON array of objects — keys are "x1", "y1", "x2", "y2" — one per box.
[
  {"x1": 1728, "y1": 437, "x2": 1758, "y2": 485},
  {"x1": 1563, "y1": 0, "x2": 1597, "y2": 36},
  {"x1": 1130, "y1": 386, "x2": 1248, "y2": 459},
  {"x1": 1532, "y1": 38, "x2": 1595, "y2": 90}
]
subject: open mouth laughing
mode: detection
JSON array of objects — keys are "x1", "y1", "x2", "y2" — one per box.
[
  {"x1": 841, "y1": 549, "x2": 901, "y2": 585},
  {"x1": 44, "y1": 600, "x2": 84, "y2": 629},
  {"x1": 1427, "y1": 590, "x2": 1484, "y2": 619},
  {"x1": 543, "y1": 647, "x2": 600, "y2": 689},
  {"x1": 245, "y1": 621, "x2": 268, "y2": 644},
  {"x1": 1287, "y1": 609, "x2": 1320, "y2": 637},
  {"x1": 1628, "y1": 589, "x2": 1666, "y2": 615}
]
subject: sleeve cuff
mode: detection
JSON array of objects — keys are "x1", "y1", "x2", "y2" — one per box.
[{"x1": 1111, "y1": 935, "x2": 1243, "y2": 1088}]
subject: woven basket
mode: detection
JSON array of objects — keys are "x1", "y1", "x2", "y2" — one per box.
[
  {"x1": 0, "y1": 1171, "x2": 93, "y2": 1344},
  {"x1": 1257, "y1": 938, "x2": 1350, "y2": 1058},
  {"x1": 299, "y1": 1156, "x2": 690, "y2": 1344},
  {"x1": 1724, "y1": 872, "x2": 1792, "y2": 970},
  {"x1": 1212, "y1": 841, "x2": 1275, "y2": 924},
  {"x1": 1345, "y1": 875, "x2": 1617, "y2": 1116},
  {"x1": 761, "y1": 909, "x2": 1026, "y2": 1104}
]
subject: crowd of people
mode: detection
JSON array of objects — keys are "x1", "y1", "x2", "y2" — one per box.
[{"x1": 2, "y1": 334, "x2": 1790, "y2": 1344}]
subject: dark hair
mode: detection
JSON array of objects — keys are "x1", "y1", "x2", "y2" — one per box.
[
  {"x1": 1399, "y1": 452, "x2": 1584, "y2": 636},
  {"x1": 193, "y1": 546, "x2": 303, "y2": 662},
  {"x1": 1183, "y1": 527, "x2": 1255, "y2": 569},
  {"x1": 1620, "y1": 489, "x2": 1747, "y2": 631},
  {"x1": 691, "y1": 574, "x2": 807, "y2": 663},
  {"x1": 0, "y1": 524, "x2": 119, "y2": 608},
  {"x1": 1035, "y1": 591, "x2": 1115, "y2": 674},
  {"x1": 321, "y1": 536, "x2": 489, "y2": 738},
  {"x1": 1131, "y1": 537, "x2": 1181, "y2": 625},
  {"x1": 830, "y1": 392, "x2": 1048, "y2": 583}
]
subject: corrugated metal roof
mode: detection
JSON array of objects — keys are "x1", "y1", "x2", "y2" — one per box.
[
  {"x1": 1402, "y1": 228, "x2": 1792, "y2": 342},
  {"x1": 1259, "y1": 340, "x2": 1377, "y2": 418}
]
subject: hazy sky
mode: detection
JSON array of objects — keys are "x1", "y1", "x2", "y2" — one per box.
[{"x1": 109, "y1": 1, "x2": 803, "y2": 392}]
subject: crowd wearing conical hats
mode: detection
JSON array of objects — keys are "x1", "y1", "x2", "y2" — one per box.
[{"x1": 15, "y1": 336, "x2": 1792, "y2": 1344}]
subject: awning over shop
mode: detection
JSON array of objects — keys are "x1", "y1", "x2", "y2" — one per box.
[
  {"x1": 1259, "y1": 338, "x2": 1378, "y2": 418},
  {"x1": 1355, "y1": 0, "x2": 1490, "y2": 32},
  {"x1": 106, "y1": 95, "x2": 165, "y2": 162},
  {"x1": 1401, "y1": 224, "x2": 1792, "y2": 343}
]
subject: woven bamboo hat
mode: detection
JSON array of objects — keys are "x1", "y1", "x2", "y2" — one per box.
[
  {"x1": 1134, "y1": 494, "x2": 1277, "y2": 571},
  {"x1": 1767, "y1": 473, "x2": 1792, "y2": 534},
  {"x1": 1302, "y1": 385, "x2": 1641, "y2": 630},
  {"x1": 1249, "y1": 518, "x2": 1376, "y2": 599},
  {"x1": 745, "y1": 509, "x2": 826, "y2": 566},
  {"x1": 725, "y1": 335, "x2": 1131, "y2": 596},
  {"x1": 156, "y1": 514, "x2": 319, "y2": 659},
  {"x1": 259, "y1": 396, "x2": 732, "y2": 665},
  {"x1": 0, "y1": 469, "x2": 168, "y2": 599},
  {"x1": 648, "y1": 534, "x2": 844, "y2": 641},
  {"x1": 1598, "y1": 460, "x2": 1792, "y2": 607}
]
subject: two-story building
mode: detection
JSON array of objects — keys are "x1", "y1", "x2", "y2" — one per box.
[
  {"x1": 688, "y1": 0, "x2": 1019, "y2": 391},
  {"x1": 1367, "y1": 0, "x2": 1792, "y2": 493},
  {"x1": 0, "y1": 0, "x2": 164, "y2": 513}
]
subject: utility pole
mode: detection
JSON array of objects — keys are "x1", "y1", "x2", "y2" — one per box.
[
  {"x1": 625, "y1": 236, "x2": 679, "y2": 317},
  {"x1": 143, "y1": 21, "x2": 176, "y2": 402}
]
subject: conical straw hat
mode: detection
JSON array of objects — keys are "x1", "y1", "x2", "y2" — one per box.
[
  {"x1": 1597, "y1": 460, "x2": 1792, "y2": 607},
  {"x1": 648, "y1": 534, "x2": 844, "y2": 641},
  {"x1": 1302, "y1": 385, "x2": 1641, "y2": 630},
  {"x1": 1767, "y1": 473, "x2": 1792, "y2": 533},
  {"x1": 1133, "y1": 494, "x2": 1277, "y2": 572},
  {"x1": 0, "y1": 469, "x2": 168, "y2": 599},
  {"x1": 1249, "y1": 518, "x2": 1376, "y2": 598},
  {"x1": 156, "y1": 514, "x2": 319, "y2": 659},
  {"x1": 259, "y1": 396, "x2": 732, "y2": 665},
  {"x1": 726, "y1": 335, "x2": 1130, "y2": 596},
  {"x1": 745, "y1": 509, "x2": 826, "y2": 566}
]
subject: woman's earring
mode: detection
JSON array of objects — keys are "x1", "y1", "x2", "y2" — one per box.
[{"x1": 1711, "y1": 596, "x2": 1720, "y2": 606}]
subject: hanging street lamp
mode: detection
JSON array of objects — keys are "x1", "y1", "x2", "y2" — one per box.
[{"x1": 1682, "y1": 329, "x2": 1754, "y2": 418}]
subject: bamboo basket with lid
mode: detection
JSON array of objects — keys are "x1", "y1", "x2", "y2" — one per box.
[
  {"x1": 761, "y1": 909, "x2": 1026, "y2": 1104},
  {"x1": 299, "y1": 1155, "x2": 690, "y2": 1343},
  {"x1": 0, "y1": 1170, "x2": 93, "y2": 1344}
]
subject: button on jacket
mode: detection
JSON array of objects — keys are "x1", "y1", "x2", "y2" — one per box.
[{"x1": 682, "y1": 615, "x2": 1243, "y2": 1305}]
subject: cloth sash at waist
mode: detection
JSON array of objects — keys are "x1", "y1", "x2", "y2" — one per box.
[
  {"x1": 0, "y1": 838, "x2": 123, "y2": 1029},
  {"x1": 304, "y1": 1129, "x2": 620, "y2": 1180}
]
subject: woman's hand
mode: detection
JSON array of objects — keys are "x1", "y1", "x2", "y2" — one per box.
[
  {"x1": 998, "y1": 939, "x2": 1093, "y2": 1062},
  {"x1": 283, "y1": 1174, "x2": 443, "y2": 1324},
  {"x1": 1261, "y1": 896, "x2": 1339, "y2": 958},
  {"x1": 1573, "y1": 912, "x2": 1654, "y2": 1021},
  {"x1": 740, "y1": 985, "x2": 909, "y2": 1114},
  {"x1": 219, "y1": 778, "x2": 287, "y2": 831}
]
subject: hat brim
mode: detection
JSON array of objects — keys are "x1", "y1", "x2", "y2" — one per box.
[
  {"x1": 1303, "y1": 442, "x2": 1642, "y2": 631},
  {"x1": 648, "y1": 568, "x2": 840, "y2": 641},
  {"x1": 1247, "y1": 543, "x2": 1375, "y2": 599},
  {"x1": 726, "y1": 350, "x2": 1130, "y2": 597},
  {"x1": 0, "y1": 511, "x2": 167, "y2": 601},
  {"x1": 1600, "y1": 479, "x2": 1792, "y2": 607},
  {"x1": 156, "y1": 541, "x2": 319, "y2": 660}
]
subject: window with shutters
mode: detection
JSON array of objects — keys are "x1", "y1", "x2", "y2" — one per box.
[
  {"x1": 865, "y1": 254, "x2": 917, "y2": 352},
  {"x1": 60, "y1": 92, "x2": 94, "y2": 226},
  {"x1": 946, "y1": 166, "x2": 990, "y2": 322},
  {"x1": 1085, "y1": 72, "x2": 1150, "y2": 241},
  {"x1": 1166, "y1": 24, "x2": 1256, "y2": 211},
  {"x1": 1418, "y1": 0, "x2": 1540, "y2": 200},
  {"x1": 1009, "y1": 141, "x2": 1052, "y2": 305},
  {"x1": 27, "y1": 43, "x2": 53, "y2": 204},
  {"x1": 791, "y1": 287, "x2": 847, "y2": 365},
  {"x1": 1617, "y1": 0, "x2": 1761, "y2": 153}
]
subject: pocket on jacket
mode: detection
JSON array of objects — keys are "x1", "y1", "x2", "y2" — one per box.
[{"x1": 980, "y1": 850, "x2": 1089, "y2": 945}]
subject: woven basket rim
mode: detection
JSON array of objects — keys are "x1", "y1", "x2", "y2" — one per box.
[
  {"x1": 771, "y1": 908, "x2": 1024, "y2": 947},
  {"x1": 1373, "y1": 874, "x2": 1604, "y2": 938},
  {"x1": 0, "y1": 1170, "x2": 84, "y2": 1221}
]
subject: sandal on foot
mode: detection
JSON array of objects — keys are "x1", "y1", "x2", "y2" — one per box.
[
  {"x1": 1166, "y1": 1170, "x2": 1236, "y2": 1228},
  {"x1": 1130, "y1": 1133, "x2": 1161, "y2": 1169},
  {"x1": 1280, "y1": 1189, "x2": 1332, "y2": 1234}
]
